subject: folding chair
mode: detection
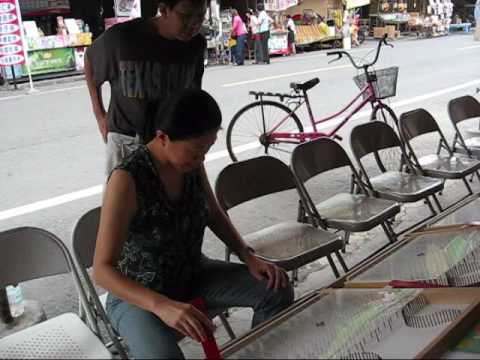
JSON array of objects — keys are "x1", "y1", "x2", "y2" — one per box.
[
  {"x1": 72, "y1": 208, "x2": 237, "y2": 343},
  {"x1": 290, "y1": 137, "x2": 400, "y2": 250},
  {"x1": 399, "y1": 108, "x2": 480, "y2": 209},
  {"x1": 448, "y1": 95, "x2": 480, "y2": 158},
  {"x1": 0, "y1": 227, "x2": 114, "y2": 359},
  {"x1": 215, "y1": 156, "x2": 348, "y2": 279},
  {"x1": 350, "y1": 121, "x2": 444, "y2": 234}
]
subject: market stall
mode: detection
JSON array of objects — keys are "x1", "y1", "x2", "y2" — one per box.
[
  {"x1": 3, "y1": 0, "x2": 92, "y2": 81},
  {"x1": 369, "y1": 0, "x2": 453, "y2": 38},
  {"x1": 282, "y1": 0, "x2": 344, "y2": 50}
]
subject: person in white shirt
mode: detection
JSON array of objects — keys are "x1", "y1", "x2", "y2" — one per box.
[
  {"x1": 246, "y1": 9, "x2": 261, "y2": 63},
  {"x1": 257, "y1": 3, "x2": 272, "y2": 64},
  {"x1": 286, "y1": 15, "x2": 296, "y2": 55}
]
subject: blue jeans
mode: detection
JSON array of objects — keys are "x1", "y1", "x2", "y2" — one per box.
[
  {"x1": 107, "y1": 257, "x2": 294, "y2": 359},
  {"x1": 235, "y1": 34, "x2": 247, "y2": 65}
]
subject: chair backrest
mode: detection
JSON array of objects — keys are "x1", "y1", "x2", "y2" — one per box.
[
  {"x1": 72, "y1": 207, "x2": 101, "y2": 269},
  {"x1": 290, "y1": 137, "x2": 353, "y2": 183},
  {"x1": 215, "y1": 156, "x2": 297, "y2": 211},
  {"x1": 399, "y1": 108, "x2": 442, "y2": 142},
  {"x1": 350, "y1": 121, "x2": 403, "y2": 161},
  {"x1": 0, "y1": 227, "x2": 73, "y2": 288},
  {"x1": 448, "y1": 95, "x2": 480, "y2": 125}
]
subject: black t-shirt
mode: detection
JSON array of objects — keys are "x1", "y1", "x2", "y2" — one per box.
[{"x1": 86, "y1": 18, "x2": 206, "y2": 140}]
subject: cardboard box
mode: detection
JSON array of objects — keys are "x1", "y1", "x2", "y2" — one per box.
[
  {"x1": 385, "y1": 25, "x2": 396, "y2": 39},
  {"x1": 373, "y1": 26, "x2": 385, "y2": 38}
]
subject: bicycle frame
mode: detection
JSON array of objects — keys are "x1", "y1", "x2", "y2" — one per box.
[{"x1": 266, "y1": 81, "x2": 382, "y2": 144}]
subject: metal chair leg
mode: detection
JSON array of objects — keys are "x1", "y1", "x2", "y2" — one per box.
[
  {"x1": 425, "y1": 197, "x2": 438, "y2": 215},
  {"x1": 334, "y1": 251, "x2": 349, "y2": 273},
  {"x1": 463, "y1": 176, "x2": 474, "y2": 195},
  {"x1": 341, "y1": 231, "x2": 350, "y2": 253},
  {"x1": 219, "y1": 313, "x2": 236, "y2": 340},
  {"x1": 326, "y1": 254, "x2": 340, "y2": 278},
  {"x1": 381, "y1": 222, "x2": 397, "y2": 244},
  {"x1": 431, "y1": 194, "x2": 443, "y2": 212}
]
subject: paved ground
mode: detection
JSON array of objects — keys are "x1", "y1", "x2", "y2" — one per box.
[{"x1": 1, "y1": 33, "x2": 480, "y2": 356}]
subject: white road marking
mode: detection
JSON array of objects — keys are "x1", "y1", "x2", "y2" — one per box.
[
  {"x1": 458, "y1": 45, "x2": 480, "y2": 51},
  {"x1": 0, "y1": 185, "x2": 103, "y2": 221},
  {"x1": 221, "y1": 64, "x2": 352, "y2": 87},
  {"x1": 0, "y1": 85, "x2": 86, "y2": 102},
  {"x1": 1, "y1": 79, "x2": 479, "y2": 222}
]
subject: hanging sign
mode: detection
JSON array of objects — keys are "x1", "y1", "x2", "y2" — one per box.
[{"x1": 0, "y1": 0, "x2": 25, "y2": 66}]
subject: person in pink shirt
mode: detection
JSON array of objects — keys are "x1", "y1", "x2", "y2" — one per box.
[{"x1": 231, "y1": 9, "x2": 247, "y2": 65}]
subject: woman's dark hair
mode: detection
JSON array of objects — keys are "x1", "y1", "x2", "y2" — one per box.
[
  {"x1": 153, "y1": 89, "x2": 222, "y2": 141},
  {"x1": 257, "y1": 3, "x2": 264, "y2": 11},
  {"x1": 286, "y1": 14, "x2": 291, "y2": 19}
]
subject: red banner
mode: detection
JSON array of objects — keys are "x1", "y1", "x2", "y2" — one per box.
[{"x1": 0, "y1": 0, "x2": 25, "y2": 66}]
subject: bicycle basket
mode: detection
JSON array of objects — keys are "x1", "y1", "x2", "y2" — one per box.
[{"x1": 353, "y1": 66, "x2": 399, "y2": 100}]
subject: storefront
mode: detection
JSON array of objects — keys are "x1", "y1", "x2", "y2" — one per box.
[
  {"x1": 282, "y1": 0, "x2": 343, "y2": 48},
  {"x1": 2, "y1": 0, "x2": 93, "y2": 81},
  {"x1": 369, "y1": 0, "x2": 453, "y2": 38}
]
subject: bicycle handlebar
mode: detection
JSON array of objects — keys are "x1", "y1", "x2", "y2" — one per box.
[{"x1": 326, "y1": 34, "x2": 393, "y2": 70}]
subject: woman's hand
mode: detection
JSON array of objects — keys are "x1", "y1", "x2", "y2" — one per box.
[
  {"x1": 153, "y1": 299, "x2": 216, "y2": 343},
  {"x1": 244, "y1": 253, "x2": 290, "y2": 290}
]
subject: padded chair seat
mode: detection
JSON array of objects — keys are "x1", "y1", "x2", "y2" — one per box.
[
  {"x1": 314, "y1": 193, "x2": 400, "y2": 232},
  {"x1": 244, "y1": 221, "x2": 343, "y2": 271},
  {"x1": 0, "y1": 313, "x2": 112, "y2": 359},
  {"x1": 290, "y1": 78, "x2": 319, "y2": 92},
  {"x1": 370, "y1": 171, "x2": 443, "y2": 202},
  {"x1": 417, "y1": 154, "x2": 480, "y2": 179}
]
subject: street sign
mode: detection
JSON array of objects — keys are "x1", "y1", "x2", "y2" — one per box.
[{"x1": 0, "y1": 0, "x2": 25, "y2": 67}]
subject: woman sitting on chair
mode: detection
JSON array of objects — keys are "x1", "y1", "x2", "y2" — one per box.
[{"x1": 93, "y1": 89, "x2": 294, "y2": 359}]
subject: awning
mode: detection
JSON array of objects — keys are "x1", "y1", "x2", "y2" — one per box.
[{"x1": 344, "y1": 0, "x2": 370, "y2": 10}]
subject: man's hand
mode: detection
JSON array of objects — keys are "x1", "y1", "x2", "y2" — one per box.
[
  {"x1": 244, "y1": 253, "x2": 289, "y2": 290},
  {"x1": 152, "y1": 299, "x2": 216, "y2": 343},
  {"x1": 97, "y1": 112, "x2": 108, "y2": 143}
]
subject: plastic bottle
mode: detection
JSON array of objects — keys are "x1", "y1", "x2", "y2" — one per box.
[{"x1": 6, "y1": 285, "x2": 25, "y2": 318}]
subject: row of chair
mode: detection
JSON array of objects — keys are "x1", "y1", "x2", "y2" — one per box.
[
  {"x1": 1, "y1": 96, "x2": 478, "y2": 358},
  {"x1": 214, "y1": 96, "x2": 480, "y2": 283}
]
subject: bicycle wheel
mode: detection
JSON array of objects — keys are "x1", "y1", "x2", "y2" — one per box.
[
  {"x1": 370, "y1": 104, "x2": 403, "y2": 172},
  {"x1": 226, "y1": 100, "x2": 304, "y2": 162}
]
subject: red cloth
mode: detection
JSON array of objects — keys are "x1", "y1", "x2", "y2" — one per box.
[{"x1": 190, "y1": 298, "x2": 223, "y2": 360}]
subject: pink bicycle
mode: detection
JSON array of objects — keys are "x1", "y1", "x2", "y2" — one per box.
[{"x1": 226, "y1": 35, "x2": 399, "y2": 162}]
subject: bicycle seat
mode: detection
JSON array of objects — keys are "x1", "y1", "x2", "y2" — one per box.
[{"x1": 290, "y1": 78, "x2": 320, "y2": 92}]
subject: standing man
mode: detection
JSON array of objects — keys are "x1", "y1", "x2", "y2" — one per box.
[
  {"x1": 85, "y1": 0, "x2": 208, "y2": 175},
  {"x1": 286, "y1": 14, "x2": 296, "y2": 55},
  {"x1": 257, "y1": 3, "x2": 272, "y2": 64}
]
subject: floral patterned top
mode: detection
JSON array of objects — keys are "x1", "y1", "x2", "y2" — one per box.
[{"x1": 114, "y1": 146, "x2": 210, "y2": 300}]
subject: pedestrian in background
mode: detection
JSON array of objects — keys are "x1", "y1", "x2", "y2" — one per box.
[
  {"x1": 257, "y1": 3, "x2": 272, "y2": 64},
  {"x1": 286, "y1": 14, "x2": 296, "y2": 55},
  {"x1": 231, "y1": 9, "x2": 247, "y2": 65},
  {"x1": 246, "y1": 8, "x2": 261, "y2": 64}
]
